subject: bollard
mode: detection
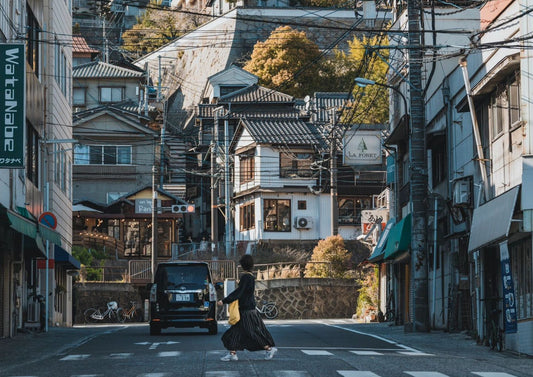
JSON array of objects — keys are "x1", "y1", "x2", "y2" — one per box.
[{"x1": 144, "y1": 299, "x2": 149, "y2": 322}]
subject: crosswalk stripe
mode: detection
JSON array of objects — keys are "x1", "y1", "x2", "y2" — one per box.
[
  {"x1": 350, "y1": 351, "x2": 383, "y2": 355},
  {"x1": 472, "y1": 373, "x2": 519, "y2": 377},
  {"x1": 108, "y1": 353, "x2": 133, "y2": 359},
  {"x1": 405, "y1": 373, "x2": 449, "y2": 376},
  {"x1": 398, "y1": 352, "x2": 435, "y2": 356},
  {"x1": 301, "y1": 350, "x2": 333, "y2": 355},
  {"x1": 60, "y1": 354, "x2": 90, "y2": 361},
  {"x1": 157, "y1": 351, "x2": 181, "y2": 357},
  {"x1": 272, "y1": 371, "x2": 312, "y2": 376},
  {"x1": 337, "y1": 371, "x2": 381, "y2": 377}
]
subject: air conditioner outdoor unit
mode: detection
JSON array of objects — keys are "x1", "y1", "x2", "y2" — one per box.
[
  {"x1": 453, "y1": 180, "x2": 470, "y2": 206},
  {"x1": 295, "y1": 216, "x2": 313, "y2": 229}
]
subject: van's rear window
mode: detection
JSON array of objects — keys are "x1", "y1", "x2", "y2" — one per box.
[{"x1": 157, "y1": 265, "x2": 209, "y2": 287}]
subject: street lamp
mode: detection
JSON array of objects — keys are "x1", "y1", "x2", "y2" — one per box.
[{"x1": 354, "y1": 77, "x2": 408, "y2": 117}]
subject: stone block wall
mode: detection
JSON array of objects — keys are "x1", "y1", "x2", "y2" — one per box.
[
  {"x1": 73, "y1": 282, "x2": 143, "y2": 324},
  {"x1": 73, "y1": 278, "x2": 359, "y2": 323},
  {"x1": 255, "y1": 278, "x2": 359, "y2": 319}
]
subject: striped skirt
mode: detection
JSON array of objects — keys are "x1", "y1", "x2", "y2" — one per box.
[{"x1": 221, "y1": 309, "x2": 275, "y2": 351}]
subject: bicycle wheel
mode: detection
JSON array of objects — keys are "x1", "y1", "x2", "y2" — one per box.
[
  {"x1": 133, "y1": 308, "x2": 143, "y2": 322},
  {"x1": 385, "y1": 310, "x2": 395, "y2": 322},
  {"x1": 263, "y1": 303, "x2": 278, "y2": 319},
  {"x1": 84, "y1": 308, "x2": 100, "y2": 323},
  {"x1": 116, "y1": 308, "x2": 126, "y2": 323}
]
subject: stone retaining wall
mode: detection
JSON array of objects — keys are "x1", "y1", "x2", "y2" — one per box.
[
  {"x1": 73, "y1": 278, "x2": 359, "y2": 323},
  {"x1": 255, "y1": 278, "x2": 359, "y2": 319}
]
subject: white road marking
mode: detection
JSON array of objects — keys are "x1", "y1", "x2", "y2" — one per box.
[
  {"x1": 108, "y1": 353, "x2": 133, "y2": 359},
  {"x1": 405, "y1": 373, "x2": 449, "y2": 377},
  {"x1": 472, "y1": 374, "x2": 520, "y2": 377},
  {"x1": 59, "y1": 354, "x2": 90, "y2": 361},
  {"x1": 157, "y1": 351, "x2": 181, "y2": 357},
  {"x1": 349, "y1": 350, "x2": 383, "y2": 355},
  {"x1": 398, "y1": 351, "x2": 435, "y2": 356},
  {"x1": 337, "y1": 371, "x2": 381, "y2": 377},
  {"x1": 301, "y1": 350, "x2": 333, "y2": 356}
]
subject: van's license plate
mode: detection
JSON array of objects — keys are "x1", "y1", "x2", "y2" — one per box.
[{"x1": 173, "y1": 294, "x2": 190, "y2": 302}]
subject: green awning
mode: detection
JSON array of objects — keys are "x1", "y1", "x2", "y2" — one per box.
[
  {"x1": 39, "y1": 223, "x2": 62, "y2": 245},
  {"x1": 367, "y1": 218, "x2": 395, "y2": 262},
  {"x1": 7, "y1": 210, "x2": 37, "y2": 238},
  {"x1": 384, "y1": 214, "x2": 411, "y2": 260}
]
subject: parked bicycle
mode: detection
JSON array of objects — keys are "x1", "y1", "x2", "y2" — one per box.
[
  {"x1": 487, "y1": 308, "x2": 503, "y2": 352},
  {"x1": 117, "y1": 301, "x2": 143, "y2": 323},
  {"x1": 384, "y1": 294, "x2": 395, "y2": 322},
  {"x1": 256, "y1": 300, "x2": 278, "y2": 319},
  {"x1": 84, "y1": 301, "x2": 121, "y2": 323}
]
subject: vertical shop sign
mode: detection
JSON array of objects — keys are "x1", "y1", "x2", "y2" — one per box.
[
  {"x1": 0, "y1": 44, "x2": 25, "y2": 168},
  {"x1": 500, "y1": 241, "x2": 517, "y2": 333}
]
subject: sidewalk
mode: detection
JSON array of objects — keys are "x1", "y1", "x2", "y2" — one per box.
[{"x1": 0, "y1": 325, "x2": 121, "y2": 373}]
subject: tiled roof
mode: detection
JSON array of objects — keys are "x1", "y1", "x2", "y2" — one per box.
[
  {"x1": 73, "y1": 101, "x2": 152, "y2": 122},
  {"x1": 240, "y1": 118, "x2": 323, "y2": 146},
  {"x1": 219, "y1": 84, "x2": 293, "y2": 104},
  {"x1": 73, "y1": 61, "x2": 144, "y2": 79},
  {"x1": 72, "y1": 36, "x2": 99, "y2": 54},
  {"x1": 197, "y1": 104, "x2": 300, "y2": 119}
]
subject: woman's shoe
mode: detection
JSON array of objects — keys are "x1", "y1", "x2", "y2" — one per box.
[
  {"x1": 220, "y1": 352, "x2": 238, "y2": 361},
  {"x1": 265, "y1": 347, "x2": 278, "y2": 360}
]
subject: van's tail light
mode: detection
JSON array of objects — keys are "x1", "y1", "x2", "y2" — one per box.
[
  {"x1": 209, "y1": 283, "x2": 217, "y2": 301},
  {"x1": 150, "y1": 283, "x2": 157, "y2": 302}
]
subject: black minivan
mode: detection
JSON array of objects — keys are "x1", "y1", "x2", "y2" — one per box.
[{"x1": 149, "y1": 261, "x2": 218, "y2": 335}]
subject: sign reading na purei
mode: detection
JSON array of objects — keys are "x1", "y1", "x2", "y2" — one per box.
[{"x1": 0, "y1": 44, "x2": 25, "y2": 169}]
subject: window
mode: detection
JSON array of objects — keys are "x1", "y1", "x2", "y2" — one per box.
[
  {"x1": 239, "y1": 202, "x2": 255, "y2": 231},
  {"x1": 430, "y1": 136, "x2": 446, "y2": 187},
  {"x1": 280, "y1": 152, "x2": 313, "y2": 178},
  {"x1": 74, "y1": 145, "x2": 132, "y2": 165},
  {"x1": 489, "y1": 75, "x2": 521, "y2": 140},
  {"x1": 220, "y1": 85, "x2": 246, "y2": 97},
  {"x1": 338, "y1": 197, "x2": 368, "y2": 225},
  {"x1": 239, "y1": 152, "x2": 255, "y2": 183},
  {"x1": 26, "y1": 5, "x2": 40, "y2": 76},
  {"x1": 55, "y1": 39, "x2": 70, "y2": 99},
  {"x1": 73, "y1": 88, "x2": 86, "y2": 106},
  {"x1": 99, "y1": 87, "x2": 124, "y2": 103},
  {"x1": 298, "y1": 200, "x2": 307, "y2": 210},
  {"x1": 263, "y1": 199, "x2": 291, "y2": 232}
]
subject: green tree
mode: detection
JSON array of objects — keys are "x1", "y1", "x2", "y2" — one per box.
[
  {"x1": 121, "y1": 1, "x2": 208, "y2": 58},
  {"x1": 343, "y1": 34, "x2": 390, "y2": 124},
  {"x1": 243, "y1": 26, "x2": 322, "y2": 98},
  {"x1": 305, "y1": 235, "x2": 351, "y2": 278},
  {"x1": 72, "y1": 246, "x2": 109, "y2": 281}
]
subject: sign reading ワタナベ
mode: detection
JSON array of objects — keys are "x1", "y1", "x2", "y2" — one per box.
[{"x1": 0, "y1": 44, "x2": 25, "y2": 169}]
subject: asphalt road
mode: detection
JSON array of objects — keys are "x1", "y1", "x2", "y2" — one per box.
[{"x1": 2, "y1": 319, "x2": 533, "y2": 377}]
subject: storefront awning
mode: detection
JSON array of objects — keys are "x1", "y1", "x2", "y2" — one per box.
[
  {"x1": 39, "y1": 223, "x2": 62, "y2": 245},
  {"x1": 367, "y1": 218, "x2": 395, "y2": 262},
  {"x1": 7, "y1": 210, "x2": 37, "y2": 238},
  {"x1": 54, "y1": 245, "x2": 81, "y2": 270},
  {"x1": 24, "y1": 234, "x2": 46, "y2": 258},
  {"x1": 468, "y1": 185, "x2": 520, "y2": 252},
  {"x1": 384, "y1": 214, "x2": 411, "y2": 260}
]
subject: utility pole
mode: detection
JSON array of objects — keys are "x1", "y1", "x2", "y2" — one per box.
[
  {"x1": 224, "y1": 115, "x2": 232, "y2": 257},
  {"x1": 330, "y1": 109, "x2": 338, "y2": 236},
  {"x1": 408, "y1": 0, "x2": 429, "y2": 331},
  {"x1": 151, "y1": 164, "x2": 157, "y2": 281},
  {"x1": 211, "y1": 109, "x2": 220, "y2": 257}
]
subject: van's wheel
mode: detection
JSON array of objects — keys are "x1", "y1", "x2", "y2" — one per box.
[
  {"x1": 208, "y1": 321, "x2": 218, "y2": 335},
  {"x1": 150, "y1": 324, "x2": 161, "y2": 336}
]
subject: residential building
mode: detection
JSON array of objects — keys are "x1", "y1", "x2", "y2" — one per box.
[
  {"x1": 369, "y1": 0, "x2": 533, "y2": 355},
  {"x1": 0, "y1": 0, "x2": 76, "y2": 336}
]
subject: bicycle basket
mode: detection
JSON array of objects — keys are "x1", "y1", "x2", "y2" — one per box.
[{"x1": 107, "y1": 301, "x2": 118, "y2": 310}]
